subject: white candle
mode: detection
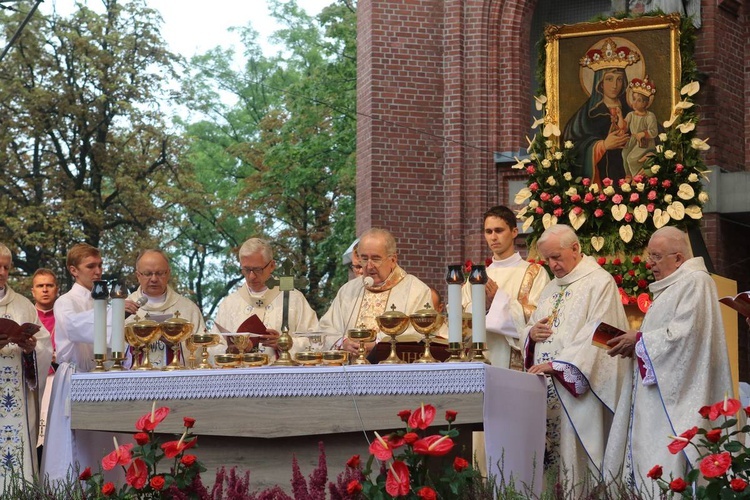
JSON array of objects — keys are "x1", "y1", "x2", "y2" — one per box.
[
  {"x1": 471, "y1": 283, "x2": 486, "y2": 343},
  {"x1": 110, "y1": 288, "x2": 126, "y2": 354},
  {"x1": 93, "y1": 298, "x2": 108, "y2": 356},
  {"x1": 447, "y1": 284, "x2": 462, "y2": 343}
]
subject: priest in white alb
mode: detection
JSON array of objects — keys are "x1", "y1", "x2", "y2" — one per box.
[
  {"x1": 604, "y1": 226, "x2": 733, "y2": 488},
  {"x1": 524, "y1": 224, "x2": 630, "y2": 489},
  {"x1": 461, "y1": 206, "x2": 549, "y2": 369},
  {"x1": 320, "y1": 228, "x2": 432, "y2": 353}
]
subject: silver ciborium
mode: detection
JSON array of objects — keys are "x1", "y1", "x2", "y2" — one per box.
[
  {"x1": 409, "y1": 303, "x2": 444, "y2": 363},
  {"x1": 376, "y1": 305, "x2": 409, "y2": 364}
]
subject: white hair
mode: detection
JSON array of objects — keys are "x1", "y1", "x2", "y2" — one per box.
[
  {"x1": 650, "y1": 227, "x2": 692, "y2": 258},
  {"x1": 238, "y1": 238, "x2": 274, "y2": 261},
  {"x1": 537, "y1": 224, "x2": 580, "y2": 252}
]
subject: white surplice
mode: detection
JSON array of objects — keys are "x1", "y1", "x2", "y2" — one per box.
[
  {"x1": 0, "y1": 287, "x2": 53, "y2": 488},
  {"x1": 606, "y1": 257, "x2": 733, "y2": 487},
  {"x1": 462, "y1": 253, "x2": 549, "y2": 368},
  {"x1": 523, "y1": 255, "x2": 630, "y2": 488}
]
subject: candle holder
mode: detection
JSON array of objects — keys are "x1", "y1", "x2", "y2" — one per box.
[
  {"x1": 109, "y1": 352, "x2": 126, "y2": 371},
  {"x1": 347, "y1": 327, "x2": 376, "y2": 365},
  {"x1": 376, "y1": 305, "x2": 410, "y2": 364},
  {"x1": 410, "y1": 304, "x2": 443, "y2": 363},
  {"x1": 470, "y1": 342, "x2": 490, "y2": 364},
  {"x1": 445, "y1": 341, "x2": 463, "y2": 363},
  {"x1": 92, "y1": 354, "x2": 107, "y2": 373}
]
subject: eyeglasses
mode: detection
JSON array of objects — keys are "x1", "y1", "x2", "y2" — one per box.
[
  {"x1": 348, "y1": 264, "x2": 363, "y2": 272},
  {"x1": 241, "y1": 261, "x2": 272, "y2": 276},
  {"x1": 646, "y1": 252, "x2": 678, "y2": 263},
  {"x1": 136, "y1": 270, "x2": 169, "y2": 279},
  {"x1": 359, "y1": 256, "x2": 391, "y2": 268}
]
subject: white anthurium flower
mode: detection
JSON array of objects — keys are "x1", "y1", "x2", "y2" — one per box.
[
  {"x1": 698, "y1": 192, "x2": 709, "y2": 203},
  {"x1": 663, "y1": 115, "x2": 678, "y2": 128},
  {"x1": 543, "y1": 122, "x2": 561, "y2": 137},
  {"x1": 651, "y1": 165, "x2": 661, "y2": 174},
  {"x1": 666, "y1": 201, "x2": 685, "y2": 220},
  {"x1": 603, "y1": 186, "x2": 615, "y2": 196},
  {"x1": 675, "y1": 100, "x2": 694, "y2": 110},
  {"x1": 677, "y1": 183, "x2": 695, "y2": 200},
  {"x1": 611, "y1": 205, "x2": 627, "y2": 221},
  {"x1": 534, "y1": 94, "x2": 547, "y2": 111},
  {"x1": 620, "y1": 183, "x2": 632, "y2": 193},
  {"x1": 541, "y1": 159, "x2": 552, "y2": 168},
  {"x1": 691, "y1": 137, "x2": 710, "y2": 151},
  {"x1": 542, "y1": 213, "x2": 557, "y2": 229},
  {"x1": 530, "y1": 153, "x2": 538, "y2": 160},
  {"x1": 652, "y1": 209, "x2": 671, "y2": 228},
  {"x1": 680, "y1": 81, "x2": 700, "y2": 96},
  {"x1": 700, "y1": 169, "x2": 712, "y2": 181},
  {"x1": 569, "y1": 210, "x2": 586, "y2": 230},
  {"x1": 688, "y1": 173, "x2": 698, "y2": 183},
  {"x1": 658, "y1": 133, "x2": 668, "y2": 142},
  {"x1": 522, "y1": 215, "x2": 535, "y2": 232},
  {"x1": 532, "y1": 116, "x2": 545, "y2": 130},
  {"x1": 633, "y1": 205, "x2": 648, "y2": 223},
  {"x1": 514, "y1": 188, "x2": 532, "y2": 204},
  {"x1": 512, "y1": 156, "x2": 530, "y2": 169},
  {"x1": 525, "y1": 135, "x2": 534, "y2": 153},
  {"x1": 565, "y1": 187, "x2": 577, "y2": 197},
  {"x1": 517, "y1": 206, "x2": 528, "y2": 218},
  {"x1": 677, "y1": 122, "x2": 695, "y2": 134},
  {"x1": 664, "y1": 150, "x2": 676, "y2": 160},
  {"x1": 619, "y1": 225, "x2": 634, "y2": 243},
  {"x1": 589, "y1": 184, "x2": 600, "y2": 194},
  {"x1": 563, "y1": 172, "x2": 572, "y2": 181},
  {"x1": 685, "y1": 205, "x2": 703, "y2": 219},
  {"x1": 591, "y1": 236, "x2": 604, "y2": 252}
]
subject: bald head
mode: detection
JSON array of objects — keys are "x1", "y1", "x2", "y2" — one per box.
[{"x1": 647, "y1": 227, "x2": 691, "y2": 280}]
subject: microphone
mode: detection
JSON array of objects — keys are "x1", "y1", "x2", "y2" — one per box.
[
  {"x1": 363, "y1": 276, "x2": 374, "y2": 287},
  {"x1": 332, "y1": 275, "x2": 376, "y2": 349},
  {"x1": 125, "y1": 296, "x2": 148, "y2": 318}
]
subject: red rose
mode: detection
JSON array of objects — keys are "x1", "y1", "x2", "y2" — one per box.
[
  {"x1": 584, "y1": 193, "x2": 594, "y2": 203},
  {"x1": 346, "y1": 480, "x2": 363, "y2": 495},
  {"x1": 553, "y1": 208, "x2": 563, "y2": 217},
  {"x1": 706, "y1": 429, "x2": 722, "y2": 443},
  {"x1": 101, "y1": 482, "x2": 116, "y2": 496},
  {"x1": 397, "y1": 409, "x2": 411, "y2": 422},
  {"x1": 731, "y1": 478, "x2": 748, "y2": 492},
  {"x1": 347, "y1": 454, "x2": 361, "y2": 468},
  {"x1": 181, "y1": 454, "x2": 197, "y2": 467},
  {"x1": 417, "y1": 486, "x2": 437, "y2": 500},
  {"x1": 646, "y1": 465, "x2": 662, "y2": 480},
  {"x1": 637, "y1": 279, "x2": 648, "y2": 289},
  {"x1": 649, "y1": 177, "x2": 658, "y2": 186},
  {"x1": 526, "y1": 166, "x2": 536, "y2": 174},
  {"x1": 594, "y1": 208, "x2": 604, "y2": 217},
  {"x1": 150, "y1": 475, "x2": 166, "y2": 491},
  {"x1": 669, "y1": 478, "x2": 687, "y2": 493},
  {"x1": 668, "y1": 427, "x2": 698, "y2": 454},
  {"x1": 700, "y1": 452, "x2": 732, "y2": 478},
  {"x1": 582, "y1": 178, "x2": 591, "y2": 187},
  {"x1": 612, "y1": 258, "x2": 621, "y2": 266},
  {"x1": 614, "y1": 275, "x2": 623, "y2": 285},
  {"x1": 484, "y1": 257, "x2": 493, "y2": 267},
  {"x1": 628, "y1": 269, "x2": 635, "y2": 276},
  {"x1": 675, "y1": 163, "x2": 684, "y2": 173},
  {"x1": 445, "y1": 410, "x2": 458, "y2": 423},
  {"x1": 624, "y1": 213, "x2": 633, "y2": 222},
  {"x1": 183, "y1": 417, "x2": 196, "y2": 428},
  {"x1": 745, "y1": 406, "x2": 750, "y2": 418},
  {"x1": 602, "y1": 177, "x2": 613, "y2": 187},
  {"x1": 464, "y1": 260, "x2": 473, "y2": 274},
  {"x1": 78, "y1": 467, "x2": 92, "y2": 481},
  {"x1": 597, "y1": 257, "x2": 606, "y2": 266},
  {"x1": 453, "y1": 456, "x2": 469, "y2": 472},
  {"x1": 403, "y1": 432, "x2": 419, "y2": 445},
  {"x1": 662, "y1": 179, "x2": 672, "y2": 188},
  {"x1": 134, "y1": 432, "x2": 149, "y2": 445}
]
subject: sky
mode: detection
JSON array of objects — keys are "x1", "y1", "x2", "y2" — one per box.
[{"x1": 37, "y1": 0, "x2": 333, "y2": 59}]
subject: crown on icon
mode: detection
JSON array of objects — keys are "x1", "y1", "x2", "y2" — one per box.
[
  {"x1": 580, "y1": 38, "x2": 641, "y2": 71},
  {"x1": 629, "y1": 76, "x2": 656, "y2": 97}
]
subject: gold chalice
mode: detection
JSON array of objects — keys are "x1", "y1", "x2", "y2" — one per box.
[
  {"x1": 192, "y1": 333, "x2": 220, "y2": 369},
  {"x1": 410, "y1": 304, "x2": 444, "y2": 363},
  {"x1": 130, "y1": 315, "x2": 162, "y2": 370},
  {"x1": 321, "y1": 350, "x2": 347, "y2": 366},
  {"x1": 185, "y1": 334, "x2": 199, "y2": 369},
  {"x1": 160, "y1": 311, "x2": 194, "y2": 371},
  {"x1": 242, "y1": 352, "x2": 269, "y2": 367},
  {"x1": 347, "y1": 327, "x2": 376, "y2": 365},
  {"x1": 214, "y1": 353, "x2": 242, "y2": 368},
  {"x1": 295, "y1": 350, "x2": 323, "y2": 366},
  {"x1": 124, "y1": 325, "x2": 143, "y2": 370},
  {"x1": 229, "y1": 334, "x2": 252, "y2": 354},
  {"x1": 376, "y1": 305, "x2": 409, "y2": 364}
]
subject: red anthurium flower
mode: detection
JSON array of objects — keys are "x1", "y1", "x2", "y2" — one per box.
[
  {"x1": 78, "y1": 467, "x2": 92, "y2": 481},
  {"x1": 397, "y1": 410, "x2": 411, "y2": 422},
  {"x1": 183, "y1": 417, "x2": 196, "y2": 429},
  {"x1": 403, "y1": 432, "x2": 419, "y2": 445},
  {"x1": 385, "y1": 461, "x2": 410, "y2": 497},
  {"x1": 126, "y1": 458, "x2": 148, "y2": 490},
  {"x1": 708, "y1": 397, "x2": 741, "y2": 420},
  {"x1": 445, "y1": 410, "x2": 458, "y2": 423},
  {"x1": 150, "y1": 475, "x2": 166, "y2": 491},
  {"x1": 745, "y1": 406, "x2": 750, "y2": 418},
  {"x1": 134, "y1": 432, "x2": 149, "y2": 445},
  {"x1": 102, "y1": 439, "x2": 134, "y2": 471},
  {"x1": 161, "y1": 436, "x2": 197, "y2": 458},
  {"x1": 699, "y1": 452, "x2": 732, "y2": 478},
  {"x1": 408, "y1": 403, "x2": 436, "y2": 430},
  {"x1": 369, "y1": 432, "x2": 395, "y2": 461},
  {"x1": 388, "y1": 434, "x2": 405, "y2": 449},
  {"x1": 101, "y1": 482, "x2": 116, "y2": 496},
  {"x1": 347, "y1": 480, "x2": 363, "y2": 495},
  {"x1": 413, "y1": 434, "x2": 454, "y2": 456},
  {"x1": 135, "y1": 403, "x2": 170, "y2": 432},
  {"x1": 417, "y1": 486, "x2": 437, "y2": 500},
  {"x1": 347, "y1": 455, "x2": 360, "y2": 468},
  {"x1": 454, "y1": 456, "x2": 469, "y2": 472},
  {"x1": 731, "y1": 478, "x2": 748, "y2": 492},
  {"x1": 646, "y1": 465, "x2": 662, "y2": 480},
  {"x1": 670, "y1": 478, "x2": 687, "y2": 493},
  {"x1": 706, "y1": 428, "x2": 722, "y2": 443},
  {"x1": 668, "y1": 427, "x2": 698, "y2": 454},
  {"x1": 699, "y1": 406, "x2": 711, "y2": 418}
]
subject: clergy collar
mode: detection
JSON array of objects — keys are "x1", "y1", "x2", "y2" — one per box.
[
  {"x1": 648, "y1": 257, "x2": 706, "y2": 297},
  {"x1": 247, "y1": 285, "x2": 269, "y2": 296},
  {"x1": 489, "y1": 252, "x2": 523, "y2": 268},
  {"x1": 36, "y1": 306, "x2": 55, "y2": 315},
  {"x1": 142, "y1": 291, "x2": 167, "y2": 305}
]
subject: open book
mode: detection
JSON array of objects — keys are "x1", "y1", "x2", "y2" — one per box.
[
  {"x1": 0, "y1": 318, "x2": 41, "y2": 343},
  {"x1": 719, "y1": 292, "x2": 750, "y2": 319},
  {"x1": 591, "y1": 321, "x2": 626, "y2": 349}
]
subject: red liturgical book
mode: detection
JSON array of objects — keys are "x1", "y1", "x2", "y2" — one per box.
[
  {"x1": 719, "y1": 292, "x2": 750, "y2": 319},
  {"x1": 236, "y1": 314, "x2": 268, "y2": 335},
  {"x1": 591, "y1": 322, "x2": 626, "y2": 349},
  {"x1": 0, "y1": 318, "x2": 41, "y2": 343}
]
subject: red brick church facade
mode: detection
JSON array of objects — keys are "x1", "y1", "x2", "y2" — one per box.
[{"x1": 354, "y1": 0, "x2": 750, "y2": 370}]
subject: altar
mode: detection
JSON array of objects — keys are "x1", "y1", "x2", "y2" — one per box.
[{"x1": 62, "y1": 363, "x2": 546, "y2": 493}]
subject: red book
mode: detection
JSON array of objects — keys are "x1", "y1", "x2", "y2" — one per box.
[
  {"x1": 591, "y1": 322, "x2": 626, "y2": 349},
  {"x1": 0, "y1": 318, "x2": 41, "y2": 344},
  {"x1": 719, "y1": 292, "x2": 750, "y2": 319}
]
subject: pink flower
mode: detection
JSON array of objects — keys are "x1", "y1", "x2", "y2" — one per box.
[
  {"x1": 594, "y1": 209, "x2": 604, "y2": 218},
  {"x1": 675, "y1": 163, "x2": 684, "y2": 173},
  {"x1": 602, "y1": 177, "x2": 613, "y2": 187},
  {"x1": 598, "y1": 194, "x2": 607, "y2": 202},
  {"x1": 529, "y1": 182, "x2": 539, "y2": 192},
  {"x1": 633, "y1": 174, "x2": 644, "y2": 183},
  {"x1": 624, "y1": 213, "x2": 633, "y2": 222},
  {"x1": 573, "y1": 206, "x2": 583, "y2": 215},
  {"x1": 612, "y1": 194, "x2": 623, "y2": 204},
  {"x1": 540, "y1": 192, "x2": 551, "y2": 202},
  {"x1": 583, "y1": 193, "x2": 594, "y2": 203},
  {"x1": 535, "y1": 207, "x2": 544, "y2": 214},
  {"x1": 647, "y1": 203, "x2": 655, "y2": 213},
  {"x1": 629, "y1": 193, "x2": 640, "y2": 203},
  {"x1": 553, "y1": 208, "x2": 563, "y2": 217},
  {"x1": 582, "y1": 178, "x2": 591, "y2": 187},
  {"x1": 408, "y1": 404, "x2": 436, "y2": 430},
  {"x1": 385, "y1": 461, "x2": 410, "y2": 497},
  {"x1": 648, "y1": 177, "x2": 658, "y2": 186},
  {"x1": 699, "y1": 452, "x2": 732, "y2": 478},
  {"x1": 647, "y1": 190, "x2": 657, "y2": 200},
  {"x1": 662, "y1": 179, "x2": 672, "y2": 188},
  {"x1": 552, "y1": 195, "x2": 562, "y2": 205},
  {"x1": 526, "y1": 166, "x2": 536, "y2": 174},
  {"x1": 570, "y1": 194, "x2": 581, "y2": 203}
]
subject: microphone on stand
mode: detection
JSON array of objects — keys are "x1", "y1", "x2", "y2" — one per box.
[{"x1": 332, "y1": 276, "x2": 376, "y2": 349}]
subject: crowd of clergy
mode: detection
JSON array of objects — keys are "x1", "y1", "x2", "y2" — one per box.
[{"x1": 0, "y1": 204, "x2": 737, "y2": 493}]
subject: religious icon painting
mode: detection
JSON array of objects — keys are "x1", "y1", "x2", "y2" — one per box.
[{"x1": 543, "y1": 14, "x2": 681, "y2": 184}]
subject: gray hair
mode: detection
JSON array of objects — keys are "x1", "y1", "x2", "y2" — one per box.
[
  {"x1": 238, "y1": 238, "x2": 274, "y2": 262},
  {"x1": 0, "y1": 243, "x2": 11, "y2": 263},
  {"x1": 135, "y1": 248, "x2": 171, "y2": 269},
  {"x1": 537, "y1": 224, "x2": 580, "y2": 251},
  {"x1": 359, "y1": 228, "x2": 397, "y2": 256},
  {"x1": 650, "y1": 226, "x2": 693, "y2": 258}
]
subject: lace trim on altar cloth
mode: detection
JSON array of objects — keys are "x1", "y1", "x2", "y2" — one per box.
[
  {"x1": 551, "y1": 361, "x2": 589, "y2": 396},
  {"x1": 70, "y1": 363, "x2": 486, "y2": 402},
  {"x1": 635, "y1": 338, "x2": 656, "y2": 386}
]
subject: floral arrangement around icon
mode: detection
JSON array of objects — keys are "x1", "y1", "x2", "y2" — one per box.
[
  {"x1": 647, "y1": 395, "x2": 750, "y2": 498},
  {"x1": 343, "y1": 403, "x2": 481, "y2": 499},
  {"x1": 597, "y1": 255, "x2": 654, "y2": 310},
  {"x1": 78, "y1": 402, "x2": 207, "y2": 499}
]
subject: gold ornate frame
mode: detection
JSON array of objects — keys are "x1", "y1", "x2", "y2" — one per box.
[{"x1": 544, "y1": 14, "x2": 682, "y2": 137}]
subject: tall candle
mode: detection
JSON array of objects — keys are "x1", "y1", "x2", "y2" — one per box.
[
  {"x1": 445, "y1": 265, "x2": 464, "y2": 344},
  {"x1": 109, "y1": 281, "x2": 128, "y2": 354},
  {"x1": 468, "y1": 265, "x2": 488, "y2": 344},
  {"x1": 92, "y1": 280, "x2": 109, "y2": 356}
]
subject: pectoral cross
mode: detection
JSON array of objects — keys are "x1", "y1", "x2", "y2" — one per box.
[{"x1": 265, "y1": 261, "x2": 308, "y2": 366}]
